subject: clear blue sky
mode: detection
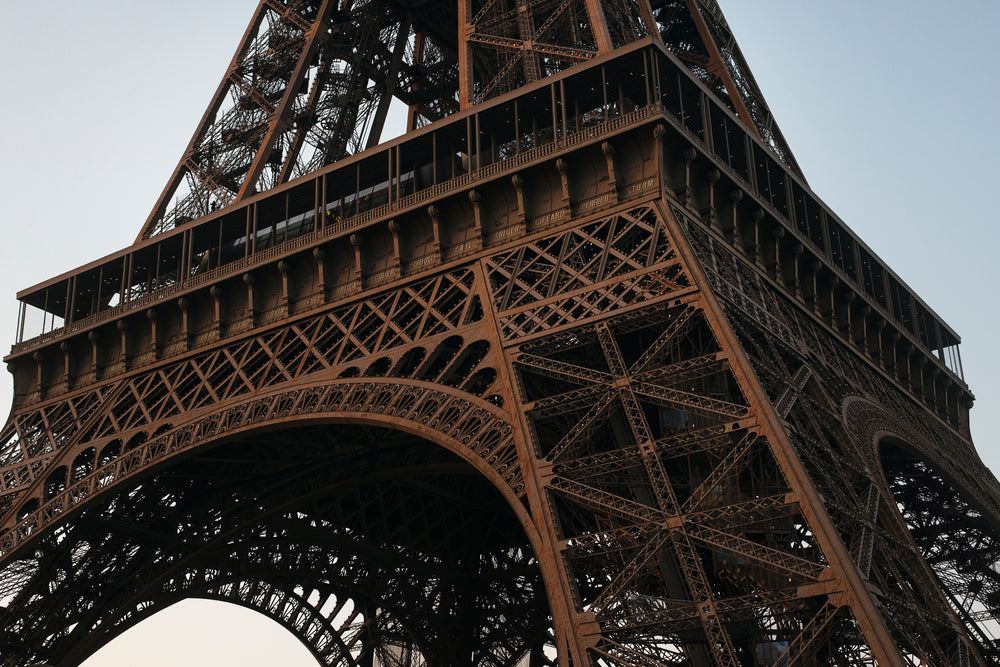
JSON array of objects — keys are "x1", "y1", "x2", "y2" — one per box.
[{"x1": 1, "y1": 1, "x2": 998, "y2": 664}]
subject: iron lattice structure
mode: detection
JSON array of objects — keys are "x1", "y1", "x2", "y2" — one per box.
[{"x1": 1, "y1": 1, "x2": 997, "y2": 665}]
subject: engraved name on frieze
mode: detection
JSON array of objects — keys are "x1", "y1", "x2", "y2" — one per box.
[
  {"x1": 408, "y1": 254, "x2": 437, "y2": 270},
  {"x1": 623, "y1": 177, "x2": 657, "y2": 198},
  {"x1": 491, "y1": 224, "x2": 523, "y2": 240},
  {"x1": 368, "y1": 268, "x2": 398, "y2": 284},
  {"x1": 449, "y1": 240, "x2": 475, "y2": 256},
  {"x1": 532, "y1": 209, "x2": 567, "y2": 227},
  {"x1": 578, "y1": 193, "x2": 611, "y2": 212}
]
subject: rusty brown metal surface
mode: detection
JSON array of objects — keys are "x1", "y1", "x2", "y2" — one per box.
[{"x1": 1, "y1": 1, "x2": 997, "y2": 666}]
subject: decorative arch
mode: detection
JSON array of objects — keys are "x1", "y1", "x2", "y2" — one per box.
[
  {"x1": 0, "y1": 381, "x2": 560, "y2": 667},
  {"x1": 843, "y1": 395, "x2": 1000, "y2": 524},
  {"x1": 76, "y1": 573, "x2": 432, "y2": 667},
  {"x1": 843, "y1": 396, "x2": 1000, "y2": 660},
  {"x1": 0, "y1": 377, "x2": 529, "y2": 564},
  {"x1": 78, "y1": 593, "x2": 339, "y2": 667}
]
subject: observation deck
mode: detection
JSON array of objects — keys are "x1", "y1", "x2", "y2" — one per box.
[{"x1": 6, "y1": 39, "x2": 969, "y2": 431}]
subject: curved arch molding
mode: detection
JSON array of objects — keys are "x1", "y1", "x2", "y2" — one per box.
[{"x1": 0, "y1": 377, "x2": 526, "y2": 562}]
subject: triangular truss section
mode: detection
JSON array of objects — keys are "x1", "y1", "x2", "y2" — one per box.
[{"x1": 140, "y1": 0, "x2": 802, "y2": 240}]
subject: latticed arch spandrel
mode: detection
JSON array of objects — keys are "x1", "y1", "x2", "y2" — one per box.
[
  {"x1": 845, "y1": 396, "x2": 1000, "y2": 529},
  {"x1": 0, "y1": 267, "x2": 496, "y2": 536},
  {"x1": 0, "y1": 376, "x2": 529, "y2": 565},
  {"x1": 875, "y1": 435, "x2": 1000, "y2": 662},
  {"x1": 838, "y1": 397, "x2": 1000, "y2": 662},
  {"x1": 70, "y1": 512, "x2": 559, "y2": 666}
]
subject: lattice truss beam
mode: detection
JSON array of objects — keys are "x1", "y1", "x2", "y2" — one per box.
[
  {"x1": 477, "y1": 200, "x2": 997, "y2": 665},
  {"x1": 0, "y1": 269, "x2": 490, "y2": 524},
  {"x1": 458, "y1": 0, "x2": 646, "y2": 105},
  {"x1": 479, "y1": 204, "x2": 866, "y2": 665},
  {"x1": 510, "y1": 299, "x2": 847, "y2": 664},
  {"x1": 652, "y1": 0, "x2": 801, "y2": 176},
  {"x1": 1, "y1": 0, "x2": 993, "y2": 647}
]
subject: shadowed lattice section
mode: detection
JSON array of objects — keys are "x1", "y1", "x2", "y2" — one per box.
[
  {"x1": 0, "y1": 425, "x2": 555, "y2": 666},
  {"x1": 881, "y1": 443, "x2": 1000, "y2": 663}
]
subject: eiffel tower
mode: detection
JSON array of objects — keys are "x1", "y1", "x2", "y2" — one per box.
[{"x1": 2, "y1": 1, "x2": 998, "y2": 665}]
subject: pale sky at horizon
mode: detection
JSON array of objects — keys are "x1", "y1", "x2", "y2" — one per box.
[{"x1": 1, "y1": 1, "x2": 999, "y2": 665}]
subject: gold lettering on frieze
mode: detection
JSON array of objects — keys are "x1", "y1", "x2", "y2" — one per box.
[
  {"x1": 532, "y1": 209, "x2": 567, "y2": 227},
  {"x1": 407, "y1": 253, "x2": 437, "y2": 270},
  {"x1": 578, "y1": 193, "x2": 612, "y2": 212},
  {"x1": 368, "y1": 267, "x2": 400, "y2": 284},
  {"x1": 623, "y1": 177, "x2": 657, "y2": 198},
  {"x1": 491, "y1": 224, "x2": 523, "y2": 241}
]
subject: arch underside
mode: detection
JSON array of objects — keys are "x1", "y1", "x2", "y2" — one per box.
[
  {"x1": 0, "y1": 424, "x2": 555, "y2": 666},
  {"x1": 881, "y1": 442, "x2": 1000, "y2": 663}
]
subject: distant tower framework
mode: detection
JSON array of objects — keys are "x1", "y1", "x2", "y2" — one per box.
[{"x1": 1, "y1": 1, "x2": 997, "y2": 665}]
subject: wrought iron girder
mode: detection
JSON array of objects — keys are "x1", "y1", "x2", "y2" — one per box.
[
  {"x1": 632, "y1": 352, "x2": 725, "y2": 388},
  {"x1": 553, "y1": 421, "x2": 751, "y2": 482},
  {"x1": 586, "y1": 533, "x2": 670, "y2": 618},
  {"x1": 47, "y1": 269, "x2": 479, "y2": 438},
  {"x1": 665, "y1": 529, "x2": 742, "y2": 666},
  {"x1": 553, "y1": 439, "x2": 644, "y2": 481},
  {"x1": 562, "y1": 521, "x2": 662, "y2": 557},
  {"x1": 467, "y1": 33, "x2": 598, "y2": 63},
  {"x1": 632, "y1": 379, "x2": 748, "y2": 420},
  {"x1": 262, "y1": 0, "x2": 313, "y2": 32},
  {"x1": 111, "y1": 568, "x2": 514, "y2": 667},
  {"x1": 140, "y1": 0, "x2": 421, "y2": 238},
  {"x1": 0, "y1": 375, "x2": 523, "y2": 565},
  {"x1": 497, "y1": 273, "x2": 694, "y2": 341},
  {"x1": 686, "y1": 493, "x2": 795, "y2": 530},
  {"x1": 0, "y1": 390, "x2": 112, "y2": 486},
  {"x1": 655, "y1": 421, "x2": 749, "y2": 459},
  {"x1": 549, "y1": 476, "x2": 661, "y2": 525},
  {"x1": 681, "y1": 430, "x2": 757, "y2": 512},
  {"x1": 2, "y1": 1, "x2": 997, "y2": 659},
  {"x1": 599, "y1": 587, "x2": 804, "y2": 651},
  {"x1": 626, "y1": 306, "x2": 699, "y2": 373},
  {"x1": 680, "y1": 198, "x2": 997, "y2": 662},
  {"x1": 525, "y1": 383, "x2": 608, "y2": 416},
  {"x1": 0, "y1": 379, "x2": 130, "y2": 533},
  {"x1": 685, "y1": 523, "x2": 824, "y2": 582},
  {"x1": 546, "y1": 392, "x2": 617, "y2": 462},
  {"x1": 488, "y1": 208, "x2": 676, "y2": 313},
  {"x1": 597, "y1": 601, "x2": 702, "y2": 633},
  {"x1": 590, "y1": 641, "x2": 688, "y2": 666},
  {"x1": 514, "y1": 352, "x2": 615, "y2": 387}
]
